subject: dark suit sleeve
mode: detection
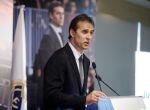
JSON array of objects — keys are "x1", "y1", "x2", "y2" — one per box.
[{"x1": 44, "y1": 53, "x2": 86, "y2": 109}]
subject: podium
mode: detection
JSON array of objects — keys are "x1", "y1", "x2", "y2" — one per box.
[
  {"x1": 98, "y1": 96, "x2": 150, "y2": 110},
  {"x1": 110, "y1": 96, "x2": 149, "y2": 110}
]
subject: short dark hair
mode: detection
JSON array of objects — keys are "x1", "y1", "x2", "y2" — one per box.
[
  {"x1": 68, "y1": 14, "x2": 95, "y2": 39},
  {"x1": 48, "y1": 1, "x2": 64, "y2": 15}
]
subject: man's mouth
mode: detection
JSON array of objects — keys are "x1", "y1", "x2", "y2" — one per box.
[{"x1": 84, "y1": 42, "x2": 89, "y2": 46}]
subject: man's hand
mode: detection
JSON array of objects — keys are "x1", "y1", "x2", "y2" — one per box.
[{"x1": 86, "y1": 91, "x2": 106, "y2": 104}]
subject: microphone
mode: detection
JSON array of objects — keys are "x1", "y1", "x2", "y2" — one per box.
[
  {"x1": 92, "y1": 62, "x2": 102, "y2": 91},
  {"x1": 92, "y1": 62, "x2": 120, "y2": 96},
  {"x1": 92, "y1": 62, "x2": 102, "y2": 81}
]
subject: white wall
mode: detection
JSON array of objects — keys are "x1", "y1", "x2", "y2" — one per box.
[
  {"x1": 95, "y1": 13, "x2": 137, "y2": 96},
  {"x1": 95, "y1": 13, "x2": 150, "y2": 96}
]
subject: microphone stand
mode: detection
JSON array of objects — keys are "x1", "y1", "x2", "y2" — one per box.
[
  {"x1": 96, "y1": 74, "x2": 120, "y2": 96},
  {"x1": 96, "y1": 76, "x2": 102, "y2": 91}
]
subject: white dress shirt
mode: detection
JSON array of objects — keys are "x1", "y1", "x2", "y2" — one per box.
[{"x1": 68, "y1": 42, "x2": 83, "y2": 72}]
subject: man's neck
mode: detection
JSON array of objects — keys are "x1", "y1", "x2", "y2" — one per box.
[
  {"x1": 69, "y1": 40, "x2": 83, "y2": 54},
  {"x1": 50, "y1": 23, "x2": 62, "y2": 33},
  {"x1": 51, "y1": 21, "x2": 61, "y2": 28}
]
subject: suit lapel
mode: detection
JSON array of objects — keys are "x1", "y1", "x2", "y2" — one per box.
[
  {"x1": 64, "y1": 43, "x2": 90, "y2": 95},
  {"x1": 64, "y1": 43, "x2": 82, "y2": 93},
  {"x1": 48, "y1": 25, "x2": 62, "y2": 47}
]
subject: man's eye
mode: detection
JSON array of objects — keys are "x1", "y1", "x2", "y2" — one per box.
[
  {"x1": 82, "y1": 30, "x2": 88, "y2": 34},
  {"x1": 90, "y1": 31, "x2": 94, "y2": 35}
]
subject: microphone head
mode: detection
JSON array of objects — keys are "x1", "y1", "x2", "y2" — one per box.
[{"x1": 92, "y1": 62, "x2": 96, "y2": 69}]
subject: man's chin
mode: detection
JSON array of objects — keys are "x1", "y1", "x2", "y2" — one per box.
[
  {"x1": 60, "y1": 23, "x2": 64, "y2": 26},
  {"x1": 83, "y1": 46, "x2": 88, "y2": 50}
]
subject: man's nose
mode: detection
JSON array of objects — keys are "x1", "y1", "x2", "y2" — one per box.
[
  {"x1": 60, "y1": 14, "x2": 64, "y2": 19},
  {"x1": 87, "y1": 33, "x2": 92, "y2": 40}
]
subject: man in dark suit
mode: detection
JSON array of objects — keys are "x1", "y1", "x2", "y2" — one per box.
[
  {"x1": 44, "y1": 14, "x2": 106, "y2": 110},
  {"x1": 34, "y1": 1, "x2": 65, "y2": 79},
  {"x1": 33, "y1": 1, "x2": 65, "y2": 110}
]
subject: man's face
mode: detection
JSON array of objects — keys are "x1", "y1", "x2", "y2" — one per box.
[
  {"x1": 50, "y1": 6, "x2": 64, "y2": 27},
  {"x1": 71, "y1": 21, "x2": 94, "y2": 52}
]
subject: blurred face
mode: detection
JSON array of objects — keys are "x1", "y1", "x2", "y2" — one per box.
[
  {"x1": 50, "y1": 6, "x2": 64, "y2": 27},
  {"x1": 70, "y1": 2, "x2": 77, "y2": 13},
  {"x1": 83, "y1": 0, "x2": 89, "y2": 7},
  {"x1": 70, "y1": 21, "x2": 94, "y2": 53},
  {"x1": 63, "y1": 0, "x2": 69, "y2": 4}
]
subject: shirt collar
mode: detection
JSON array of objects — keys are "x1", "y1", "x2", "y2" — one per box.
[
  {"x1": 49, "y1": 23, "x2": 62, "y2": 33},
  {"x1": 68, "y1": 42, "x2": 83, "y2": 60}
]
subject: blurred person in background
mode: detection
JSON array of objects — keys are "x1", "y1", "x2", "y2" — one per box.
[
  {"x1": 80, "y1": 0, "x2": 91, "y2": 14},
  {"x1": 66, "y1": 0, "x2": 77, "y2": 14},
  {"x1": 63, "y1": 0, "x2": 78, "y2": 39},
  {"x1": 62, "y1": 0, "x2": 69, "y2": 10},
  {"x1": 90, "y1": 0, "x2": 96, "y2": 15},
  {"x1": 33, "y1": 1, "x2": 65, "y2": 110}
]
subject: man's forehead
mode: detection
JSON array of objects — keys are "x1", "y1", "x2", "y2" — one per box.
[
  {"x1": 77, "y1": 21, "x2": 94, "y2": 28},
  {"x1": 77, "y1": 21, "x2": 93, "y2": 25},
  {"x1": 53, "y1": 6, "x2": 64, "y2": 12}
]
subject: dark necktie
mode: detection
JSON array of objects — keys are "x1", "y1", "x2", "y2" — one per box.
[{"x1": 79, "y1": 55, "x2": 84, "y2": 87}]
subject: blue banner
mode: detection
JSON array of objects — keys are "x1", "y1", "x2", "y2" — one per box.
[{"x1": 98, "y1": 97, "x2": 114, "y2": 110}]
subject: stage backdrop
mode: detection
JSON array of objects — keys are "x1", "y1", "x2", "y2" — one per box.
[
  {"x1": 13, "y1": 0, "x2": 96, "y2": 110},
  {"x1": 0, "y1": 0, "x2": 13, "y2": 107}
]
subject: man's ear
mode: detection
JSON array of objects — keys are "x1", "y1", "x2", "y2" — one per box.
[
  {"x1": 49, "y1": 13, "x2": 53, "y2": 20},
  {"x1": 70, "y1": 29, "x2": 75, "y2": 38}
]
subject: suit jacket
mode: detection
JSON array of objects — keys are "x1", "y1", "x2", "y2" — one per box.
[
  {"x1": 32, "y1": 24, "x2": 64, "y2": 110},
  {"x1": 44, "y1": 43, "x2": 90, "y2": 110},
  {"x1": 34, "y1": 24, "x2": 64, "y2": 70}
]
